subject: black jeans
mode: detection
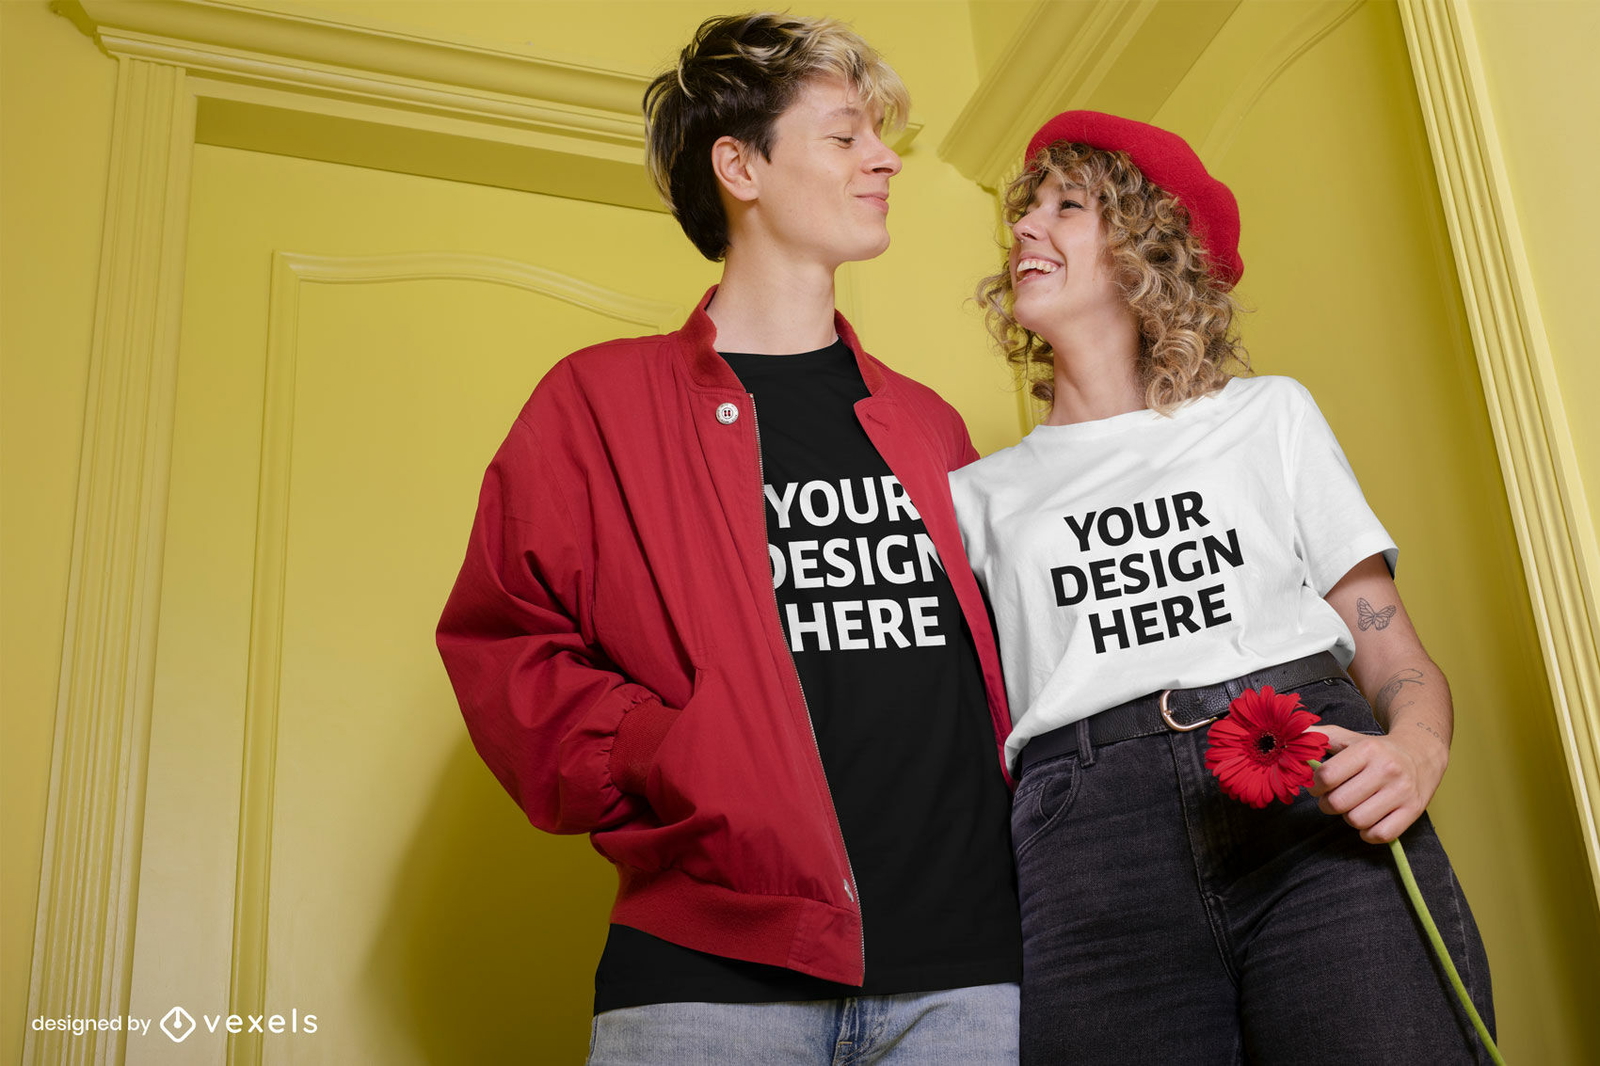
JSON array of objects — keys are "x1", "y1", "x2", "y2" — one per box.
[{"x1": 1014, "y1": 676, "x2": 1494, "y2": 1064}]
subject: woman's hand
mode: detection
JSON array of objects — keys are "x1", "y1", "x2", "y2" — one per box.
[
  {"x1": 1317, "y1": 553, "x2": 1455, "y2": 843},
  {"x1": 1309, "y1": 724, "x2": 1449, "y2": 843}
]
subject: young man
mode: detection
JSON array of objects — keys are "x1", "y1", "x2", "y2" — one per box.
[{"x1": 437, "y1": 14, "x2": 1020, "y2": 1062}]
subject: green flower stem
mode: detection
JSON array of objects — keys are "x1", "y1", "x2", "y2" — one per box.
[
  {"x1": 1387, "y1": 838, "x2": 1504, "y2": 1065},
  {"x1": 1307, "y1": 760, "x2": 1504, "y2": 1064}
]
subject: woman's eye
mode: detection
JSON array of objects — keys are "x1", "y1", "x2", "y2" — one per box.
[
  {"x1": 833, "y1": 136, "x2": 856, "y2": 146},
  {"x1": 1059, "y1": 200, "x2": 1083, "y2": 211}
]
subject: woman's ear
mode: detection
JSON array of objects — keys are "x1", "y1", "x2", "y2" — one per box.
[{"x1": 710, "y1": 135, "x2": 760, "y2": 203}]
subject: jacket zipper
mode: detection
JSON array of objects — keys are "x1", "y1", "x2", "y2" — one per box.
[{"x1": 745, "y1": 391, "x2": 866, "y2": 979}]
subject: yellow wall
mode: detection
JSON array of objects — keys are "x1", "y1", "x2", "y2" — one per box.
[
  {"x1": 1468, "y1": 0, "x2": 1598, "y2": 519},
  {"x1": 0, "y1": 5, "x2": 119, "y2": 1063},
  {"x1": 1472, "y1": 0, "x2": 1600, "y2": 492},
  {"x1": 1450, "y1": 7, "x2": 1600, "y2": 1050},
  {"x1": 967, "y1": 0, "x2": 1040, "y2": 77},
  {"x1": 4, "y1": 0, "x2": 1596, "y2": 1062}
]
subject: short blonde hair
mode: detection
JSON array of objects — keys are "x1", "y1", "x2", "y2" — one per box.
[
  {"x1": 977, "y1": 142, "x2": 1248, "y2": 413},
  {"x1": 644, "y1": 13, "x2": 909, "y2": 261}
]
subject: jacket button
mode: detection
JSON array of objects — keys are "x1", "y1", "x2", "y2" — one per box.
[{"x1": 715, "y1": 402, "x2": 739, "y2": 425}]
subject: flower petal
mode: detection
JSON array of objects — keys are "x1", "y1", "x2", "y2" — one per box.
[{"x1": 1207, "y1": 687, "x2": 1324, "y2": 806}]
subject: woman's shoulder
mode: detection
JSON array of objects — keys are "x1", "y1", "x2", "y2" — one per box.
[
  {"x1": 1211, "y1": 374, "x2": 1319, "y2": 417},
  {"x1": 1218, "y1": 373, "x2": 1309, "y2": 400},
  {"x1": 949, "y1": 438, "x2": 1031, "y2": 500}
]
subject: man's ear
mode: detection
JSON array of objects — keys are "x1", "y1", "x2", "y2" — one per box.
[{"x1": 711, "y1": 135, "x2": 760, "y2": 203}]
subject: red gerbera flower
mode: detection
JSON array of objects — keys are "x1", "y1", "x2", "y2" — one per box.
[{"x1": 1204, "y1": 685, "x2": 1328, "y2": 808}]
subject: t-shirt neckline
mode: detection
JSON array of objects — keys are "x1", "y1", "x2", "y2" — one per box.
[
  {"x1": 1028, "y1": 378, "x2": 1240, "y2": 442},
  {"x1": 717, "y1": 337, "x2": 847, "y2": 361}
]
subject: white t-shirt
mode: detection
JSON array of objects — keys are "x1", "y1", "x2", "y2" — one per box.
[{"x1": 950, "y1": 375, "x2": 1397, "y2": 770}]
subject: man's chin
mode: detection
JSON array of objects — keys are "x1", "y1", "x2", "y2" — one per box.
[{"x1": 842, "y1": 234, "x2": 892, "y2": 264}]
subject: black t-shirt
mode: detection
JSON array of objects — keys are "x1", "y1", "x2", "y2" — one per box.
[{"x1": 593, "y1": 341, "x2": 1020, "y2": 1012}]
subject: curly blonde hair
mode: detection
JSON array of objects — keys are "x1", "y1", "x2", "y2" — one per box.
[{"x1": 976, "y1": 142, "x2": 1248, "y2": 414}]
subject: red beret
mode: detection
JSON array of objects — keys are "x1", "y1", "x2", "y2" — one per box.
[{"x1": 1025, "y1": 110, "x2": 1243, "y2": 289}]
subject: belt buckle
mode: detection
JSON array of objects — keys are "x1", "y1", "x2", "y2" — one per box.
[{"x1": 1159, "y1": 689, "x2": 1219, "y2": 732}]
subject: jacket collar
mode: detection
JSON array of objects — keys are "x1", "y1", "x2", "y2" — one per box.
[{"x1": 678, "y1": 285, "x2": 890, "y2": 396}]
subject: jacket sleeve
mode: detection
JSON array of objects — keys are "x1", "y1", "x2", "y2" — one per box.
[{"x1": 436, "y1": 402, "x2": 674, "y2": 835}]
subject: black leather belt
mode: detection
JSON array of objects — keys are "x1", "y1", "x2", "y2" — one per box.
[{"x1": 1018, "y1": 651, "x2": 1349, "y2": 776}]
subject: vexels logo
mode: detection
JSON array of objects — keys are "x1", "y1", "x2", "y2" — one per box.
[
  {"x1": 160, "y1": 1004, "x2": 317, "y2": 1042},
  {"x1": 160, "y1": 1006, "x2": 196, "y2": 1043}
]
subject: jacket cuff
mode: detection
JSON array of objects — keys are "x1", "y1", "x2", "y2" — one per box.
[{"x1": 608, "y1": 697, "x2": 682, "y2": 796}]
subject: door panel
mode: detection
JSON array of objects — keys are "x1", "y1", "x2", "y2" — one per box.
[{"x1": 128, "y1": 143, "x2": 716, "y2": 1064}]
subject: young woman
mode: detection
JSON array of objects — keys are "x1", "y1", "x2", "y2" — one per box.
[{"x1": 950, "y1": 111, "x2": 1495, "y2": 1064}]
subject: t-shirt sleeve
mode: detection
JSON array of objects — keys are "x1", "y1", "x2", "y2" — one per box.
[
  {"x1": 947, "y1": 466, "x2": 986, "y2": 563},
  {"x1": 1286, "y1": 382, "x2": 1399, "y2": 595}
]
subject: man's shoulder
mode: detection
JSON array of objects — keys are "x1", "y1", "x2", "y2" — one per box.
[
  {"x1": 552, "y1": 329, "x2": 679, "y2": 381},
  {"x1": 514, "y1": 329, "x2": 682, "y2": 411}
]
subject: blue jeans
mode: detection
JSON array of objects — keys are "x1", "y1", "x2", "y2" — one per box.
[
  {"x1": 1014, "y1": 676, "x2": 1494, "y2": 1064},
  {"x1": 587, "y1": 983, "x2": 1018, "y2": 1065}
]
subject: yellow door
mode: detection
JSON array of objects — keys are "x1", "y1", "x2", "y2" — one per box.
[{"x1": 126, "y1": 142, "x2": 717, "y2": 1064}]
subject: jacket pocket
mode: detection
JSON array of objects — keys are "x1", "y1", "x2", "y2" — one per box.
[
  {"x1": 593, "y1": 667, "x2": 751, "y2": 886},
  {"x1": 590, "y1": 669, "x2": 706, "y2": 875},
  {"x1": 641, "y1": 667, "x2": 715, "y2": 826},
  {"x1": 609, "y1": 696, "x2": 684, "y2": 797}
]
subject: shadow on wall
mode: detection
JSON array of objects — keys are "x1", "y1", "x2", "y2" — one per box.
[{"x1": 367, "y1": 738, "x2": 613, "y2": 1063}]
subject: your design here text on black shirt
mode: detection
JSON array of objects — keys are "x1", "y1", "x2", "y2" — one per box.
[{"x1": 765, "y1": 474, "x2": 950, "y2": 653}]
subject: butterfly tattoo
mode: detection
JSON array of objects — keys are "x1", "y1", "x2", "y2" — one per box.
[{"x1": 1356, "y1": 597, "x2": 1397, "y2": 631}]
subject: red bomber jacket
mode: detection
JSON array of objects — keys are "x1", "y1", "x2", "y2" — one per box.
[{"x1": 436, "y1": 288, "x2": 1012, "y2": 986}]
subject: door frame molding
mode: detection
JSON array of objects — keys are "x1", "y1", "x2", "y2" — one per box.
[{"x1": 1397, "y1": 0, "x2": 1600, "y2": 908}]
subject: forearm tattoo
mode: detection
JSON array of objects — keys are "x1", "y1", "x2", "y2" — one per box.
[
  {"x1": 1374, "y1": 667, "x2": 1425, "y2": 720},
  {"x1": 1356, "y1": 597, "x2": 1398, "y2": 631}
]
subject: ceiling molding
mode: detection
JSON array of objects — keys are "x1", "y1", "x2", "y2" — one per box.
[
  {"x1": 59, "y1": 0, "x2": 649, "y2": 119},
  {"x1": 54, "y1": 0, "x2": 661, "y2": 208},
  {"x1": 941, "y1": 0, "x2": 1241, "y2": 191},
  {"x1": 1195, "y1": 0, "x2": 1363, "y2": 160}
]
